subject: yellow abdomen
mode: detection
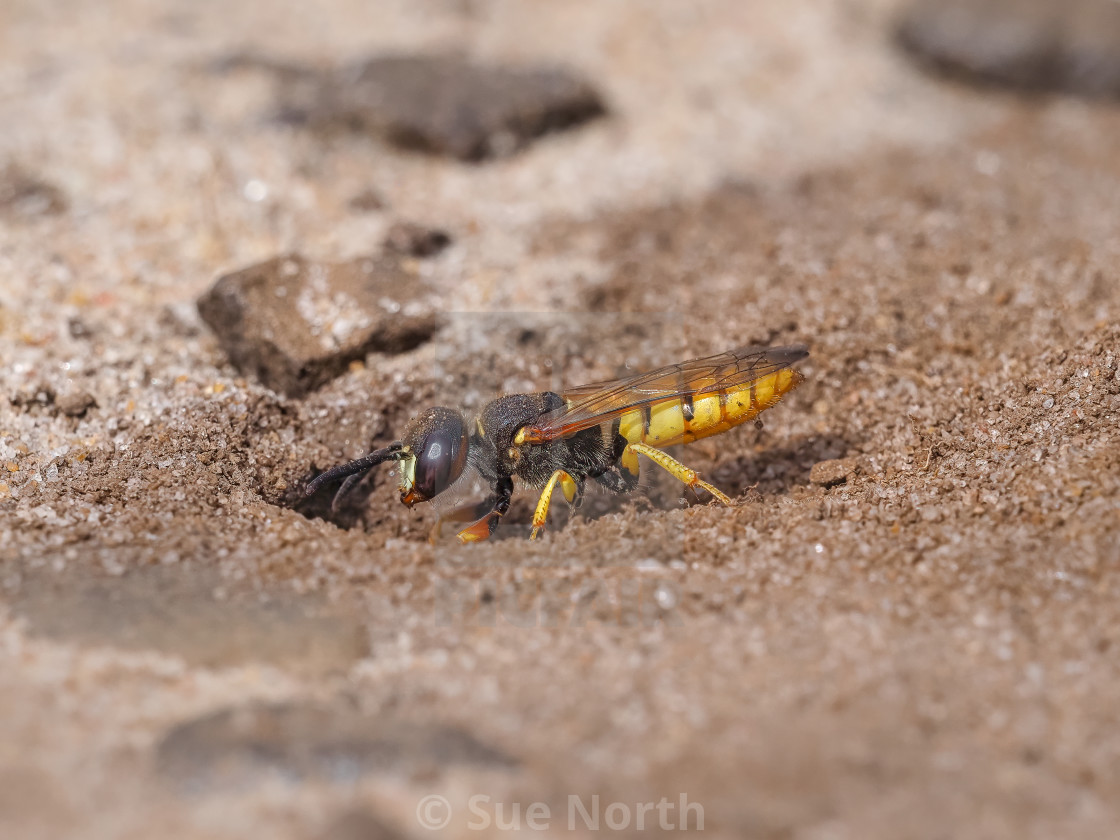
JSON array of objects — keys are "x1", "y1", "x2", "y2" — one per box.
[{"x1": 617, "y1": 368, "x2": 803, "y2": 448}]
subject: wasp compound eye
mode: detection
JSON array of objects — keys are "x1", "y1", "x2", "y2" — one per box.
[{"x1": 401, "y1": 407, "x2": 468, "y2": 504}]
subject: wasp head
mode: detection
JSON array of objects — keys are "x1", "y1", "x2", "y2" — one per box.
[{"x1": 398, "y1": 407, "x2": 469, "y2": 506}]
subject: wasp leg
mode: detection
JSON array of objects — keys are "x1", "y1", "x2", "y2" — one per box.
[
  {"x1": 530, "y1": 470, "x2": 579, "y2": 540},
  {"x1": 590, "y1": 442, "x2": 642, "y2": 494},
  {"x1": 456, "y1": 476, "x2": 514, "y2": 544},
  {"x1": 625, "y1": 442, "x2": 734, "y2": 506},
  {"x1": 591, "y1": 461, "x2": 639, "y2": 494},
  {"x1": 569, "y1": 476, "x2": 586, "y2": 510},
  {"x1": 430, "y1": 496, "x2": 499, "y2": 544}
]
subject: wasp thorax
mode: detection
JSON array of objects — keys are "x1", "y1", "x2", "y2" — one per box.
[{"x1": 399, "y1": 407, "x2": 469, "y2": 505}]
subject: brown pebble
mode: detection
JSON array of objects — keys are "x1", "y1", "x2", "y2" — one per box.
[
  {"x1": 9, "y1": 385, "x2": 55, "y2": 410},
  {"x1": 282, "y1": 53, "x2": 606, "y2": 161},
  {"x1": 67, "y1": 317, "x2": 93, "y2": 339},
  {"x1": 810, "y1": 458, "x2": 857, "y2": 488},
  {"x1": 55, "y1": 392, "x2": 96, "y2": 418},
  {"x1": 0, "y1": 163, "x2": 67, "y2": 218},
  {"x1": 197, "y1": 253, "x2": 439, "y2": 397},
  {"x1": 383, "y1": 220, "x2": 452, "y2": 257},
  {"x1": 347, "y1": 187, "x2": 386, "y2": 212}
]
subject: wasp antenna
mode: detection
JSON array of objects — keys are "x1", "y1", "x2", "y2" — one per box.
[
  {"x1": 305, "y1": 442, "x2": 404, "y2": 497},
  {"x1": 331, "y1": 474, "x2": 367, "y2": 512}
]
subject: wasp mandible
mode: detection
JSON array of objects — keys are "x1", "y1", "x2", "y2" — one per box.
[{"x1": 306, "y1": 344, "x2": 808, "y2": 542}]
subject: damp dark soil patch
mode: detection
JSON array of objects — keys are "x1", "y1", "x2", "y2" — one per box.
[
  {"x1": 6, "y1": 562, "x2": 368, "y2": 673},
  {"x1": 156, "y1": 699, "x2": 518, "y2": 791}
]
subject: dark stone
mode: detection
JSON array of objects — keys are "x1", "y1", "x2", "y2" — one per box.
[
  {"x1": 197, "y1": 253, "x2": 439, "y2": 397},
  {"x1": 383, "y1": 221, "x2": 452, "y2": 258},
  {"x1": 54, "y1": 391, "x2": 96, "y2": 418},
  {"x1": 67, "y1": 317, "x2": 93, "y2": 340},
  {"x1": 0, "y1": 164, "x2": 67, "y2": 218},
  {"x1": 348, "y1": 187, "x2": 386, "y2": 212},
  {"x1": 281, "y1": 53, "x2": 606, "y2": 161},
  {"x1": 897, "y1": 0, "x2": 1120, "y2": 96},
  {"x1": 809, "y1": 458, "x2": 857, "y2": 488},
  {"x1": 9, "y1": 384, "x2": 55, "y2": 411},
  {"x1": 156, "y1": 701, "x2": 517, "y2": 791}
]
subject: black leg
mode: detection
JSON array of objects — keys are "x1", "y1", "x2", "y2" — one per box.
[
  {"x1": 592, "y1": 464, "x2": 639, "y2": 494},
  {"x1": 570, "y1": 476, "x2": 586, "y2": 510}
]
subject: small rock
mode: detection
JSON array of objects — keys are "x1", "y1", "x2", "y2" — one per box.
[
  {"x1": 810, "y1": 458, "x2": 857, "y2": 488},
  {"x1": 156, "y1": 701, "x2": 517, "y2": 791},
  {"x1": 55, "y1": 391, "x2": 96, "y2": 418},
  {"x1": 383, "y1": 221, "x2": 452, "y2": 258},
  {"x1": 197, "y1": 253, "x2": 439, "y2": 397},
  {"x1": 897, "y1": 0, "x2": 1120, "y2": 96},
  {"x1": 0, "y1": 164, "x2": 67, "y2": 218},
  {"x1": 282, "y1": 53, "x2": 606, "y2": 161},
  {"x1": 348, "y1": 187, "x2": 386, "y2": 212},
  {"x1": 9, "y1": 385, "x2": 55, "y2": 411},
  {"x1": 67, "y1": 317, "x2": 93, "y2": 340}
]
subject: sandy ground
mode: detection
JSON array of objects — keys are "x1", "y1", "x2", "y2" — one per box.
[{"x1": 2, "y1": 1, "x2": 1119, "y2": 838}]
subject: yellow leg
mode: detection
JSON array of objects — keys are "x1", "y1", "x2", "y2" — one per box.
[
  {"x1": 620, "y1": 445, "x2": 640, "y2": 479},
  {"x1": 626, "y1": 442, "x2": 734, "y2": 506},
  {"x1": 530, "y1": 469, "x2": 578, "y2": 540}
]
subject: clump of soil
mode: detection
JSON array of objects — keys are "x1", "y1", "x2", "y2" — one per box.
[
  {"x1": 272, "y1": 53, "x2": 607, "y2": 161},
  {"x1": 897, "y1": 0, "x2": 1120, "y2": 96},
  {"x1": 197, "y1": 253, "x2": 439, "y2": 396},
  {"x1": 0, "y1": 163, "x2": 67, "y2": 219}
]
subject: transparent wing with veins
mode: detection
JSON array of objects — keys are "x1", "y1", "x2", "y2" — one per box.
[{"x1": 519, "y1": 344, "x2": 809, "y2": 443}]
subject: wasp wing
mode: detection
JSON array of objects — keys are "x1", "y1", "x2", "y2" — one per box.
[{"x1": 520, "y1": 344, "x2": 808, "y2": 443}]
